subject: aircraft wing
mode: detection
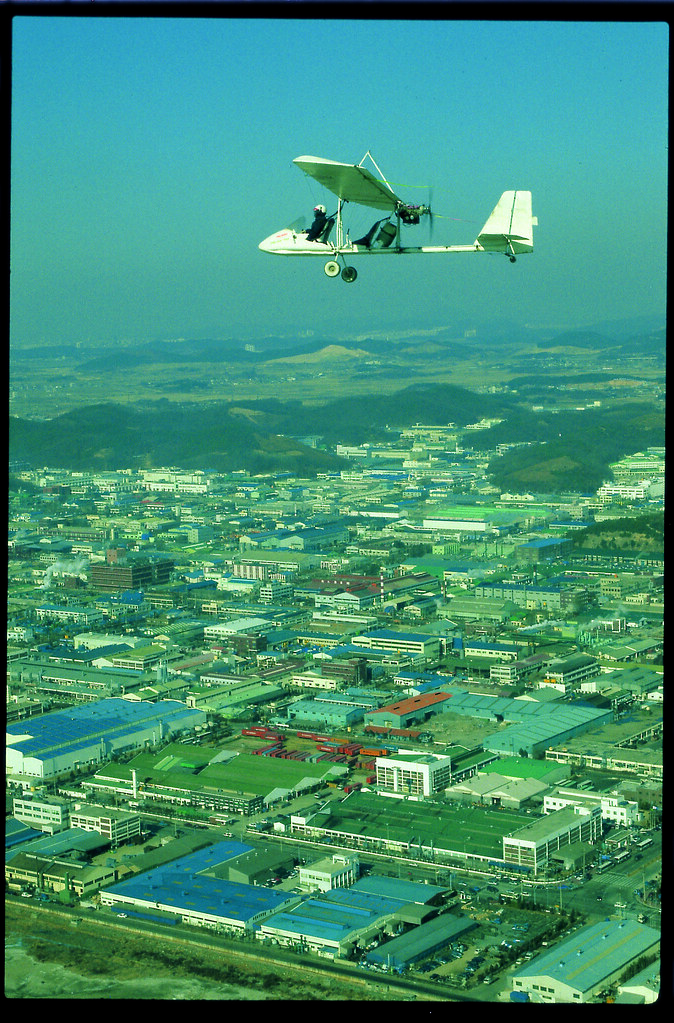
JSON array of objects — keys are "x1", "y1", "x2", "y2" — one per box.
[{"x1": 293, "y1": 155, "x2": 401, "y2": 211}]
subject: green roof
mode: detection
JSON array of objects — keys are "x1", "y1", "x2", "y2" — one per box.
[{"x1": 480, "y1": 756, "x2": 564, "y2": 780}]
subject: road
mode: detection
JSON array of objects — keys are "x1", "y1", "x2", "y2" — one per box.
[{"x1": 466, "y1": 846, "x2": 661, "y2": 925}]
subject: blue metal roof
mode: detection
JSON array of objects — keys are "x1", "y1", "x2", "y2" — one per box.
[
  {"x1": 7, "y1": 698, "x2": 204, "y2": 759},
  {"x1": 512, "y1": 919, "x2": 661, "y2": 993},
  {"x1": 352, "y1": 875, "x2": 446, "y2": 904},
  {"x1": 104, "y1": 841, "x2": 295, "y2": 923}
]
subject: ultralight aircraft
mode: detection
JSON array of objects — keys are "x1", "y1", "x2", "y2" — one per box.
[{"x1": 259, "y1": 152, "x2": 537, "y2": 282}]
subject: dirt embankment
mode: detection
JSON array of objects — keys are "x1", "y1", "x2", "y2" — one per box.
[{"x1": 4, "y1": 901, "x2": 396, "y2": 1001}]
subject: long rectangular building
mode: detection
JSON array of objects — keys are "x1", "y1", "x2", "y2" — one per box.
[
  {"x1": 100, "y1": 841, "x2": 298, "y2": 932},
  {"x1": 502, "y1": 805, "x2": 603, "y2": 874},
  {"x1": 511, "y1": 919, "x2": 660, "y2": 1003},
  {"x1": 6, "y1": 698, "x2": 206, "y2": 779}
]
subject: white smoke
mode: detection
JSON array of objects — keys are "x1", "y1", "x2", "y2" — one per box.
[{"x1": 41, "y1": 557, "x2": 89, "y2": 589}]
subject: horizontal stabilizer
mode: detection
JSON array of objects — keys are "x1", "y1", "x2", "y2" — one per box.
[{"x1": 475, "y1": 191, "x2": 535, "y2": 253}]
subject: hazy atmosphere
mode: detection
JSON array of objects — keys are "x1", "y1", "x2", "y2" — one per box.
[{"x1": 10, "y1": 15, "x2": 668, "y2": 345}]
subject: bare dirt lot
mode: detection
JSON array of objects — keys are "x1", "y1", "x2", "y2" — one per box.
[
  {"x1": 5, "y1": 941, "x2": 271, "y2": 1001},
  {"x1": 4, "y1": 901, "x2": 399, "y2": 1001}
]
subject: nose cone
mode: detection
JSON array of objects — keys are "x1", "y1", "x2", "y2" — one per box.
[{"x1": 258, "y1": 227, "x2": 294, "y2": 254}]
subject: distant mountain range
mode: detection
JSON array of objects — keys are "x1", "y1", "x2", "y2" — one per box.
[
  {"x1": 10, "y1": 318, "x2": 666, "y2": 366},
  {"x1": 9, "y1": 382, "x2": 513, "y2": 475},
  {"x1": 9, "y1": 318, "x2": 665, "y2": 485},
  {"x1": 9, "y1": 380, "x2": 665, "y2": 491}
]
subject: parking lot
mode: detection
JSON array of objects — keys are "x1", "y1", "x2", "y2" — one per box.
[{"x1": 408, "y1": 891, "x2": 567, "y2": 990}]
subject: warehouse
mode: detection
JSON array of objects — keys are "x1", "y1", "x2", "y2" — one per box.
[
  {"x1": 100, "y1": 840, "x2": 299, "y2": 932},
  {"x1": 6, "y1": 698, "x2": 206, "y2": 779},
  {"x1": 445, "y1": 772, "x2": 548, "y2": 809},
  {"x1": 364, "y1": 691, "x2": 453, "y2": 730},
  {"x1": 285, "y1": 694, "x2": 371, "y2": 730},
  {"x1": 257, "y1": 874, "x2": 448, "y2": 959},
  {"x1": 511, "y1": 919, "x2": 660, "y2": 1003},
  {"x1": 365, "y1": 910, "x2": 477, "y2": 971}
]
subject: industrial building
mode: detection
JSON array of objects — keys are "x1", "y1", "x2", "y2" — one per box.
[
  {"x1": 291, "y1": 789, "x2": 524, "y2": 868},
  {"x1": 502, "y1": 804, "x2": 603, "y2": 874},
  {"x1": 299, "y1": 852, "x2": 360, "y2": 892},
  {"x1": 511, "y1": 919, "x2": 660, "y2": 1002},
  {"x1": 351, "y1": 628, "x2": 441, "y2": 662},
  {"x1": 88, "y1": 554, "x2": 175, "y2": 592},
  {"x1": 256, "y1": 874, "x2": 451, "y2": 959},
  {"x1": 68, "y1": 803, "x2": 142, "y2": 844},
  {"x1": 543, "y1": 788, "x2": 639, "y2": 827},
  {"x1": 539, "y1": 653, "x2": 601, "y2": 693},
  {"x1": 364, "y1": 691, "x2": 453, "y2": 730},
  {"x1": 6, "y1": 698, "x2": 207, "y2": 779},
  {"x1": 86, "y1": 742, "x2": 347, "y2": 815},
  {"x1": 12, "y1": 794, "x2": 71, "y2": 835},
  {"x1": 100, "y1": 840, "x2": 299, "y2": 932},
  {"x1": 365, "y1": 910, "x2": 477, "y2": 971},
  {"x1": 376, "y1": 751, "x2": 453, "y2": 797},
  {"x1": 6, "y1": 825, "x2": 117, "y2": 897}
]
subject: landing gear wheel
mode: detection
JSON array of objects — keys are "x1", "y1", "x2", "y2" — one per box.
[
  {"x1": 341, "y1": 266, "x2": 358, "y2": 283},
  {"x1": 509, "y1": 255, "x2": 517, "y2": 263},
  {"x1": 324, "y1": 260, "x2": 340, "y2": 278}
]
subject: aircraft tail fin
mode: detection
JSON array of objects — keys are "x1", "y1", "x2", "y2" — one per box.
[{"x1": 475, "y1": 191, "x2": 536, "y2": 254}]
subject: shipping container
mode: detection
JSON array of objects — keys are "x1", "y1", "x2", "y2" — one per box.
[{"x1": 253, "y1": 743, "x2": 283, "y2": 756}]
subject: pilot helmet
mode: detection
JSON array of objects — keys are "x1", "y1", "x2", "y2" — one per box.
[{"x1": 314, "y1": 205, "x2": 326, "y2": 214}]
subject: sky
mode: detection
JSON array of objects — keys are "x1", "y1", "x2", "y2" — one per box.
[{"x1": 10, "y1": 14, "x2": 669, "y2": 346}]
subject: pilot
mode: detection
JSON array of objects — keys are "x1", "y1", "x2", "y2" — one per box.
[{"x1": 305, "y1": 204, "x2": 328, "y2": 241}]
